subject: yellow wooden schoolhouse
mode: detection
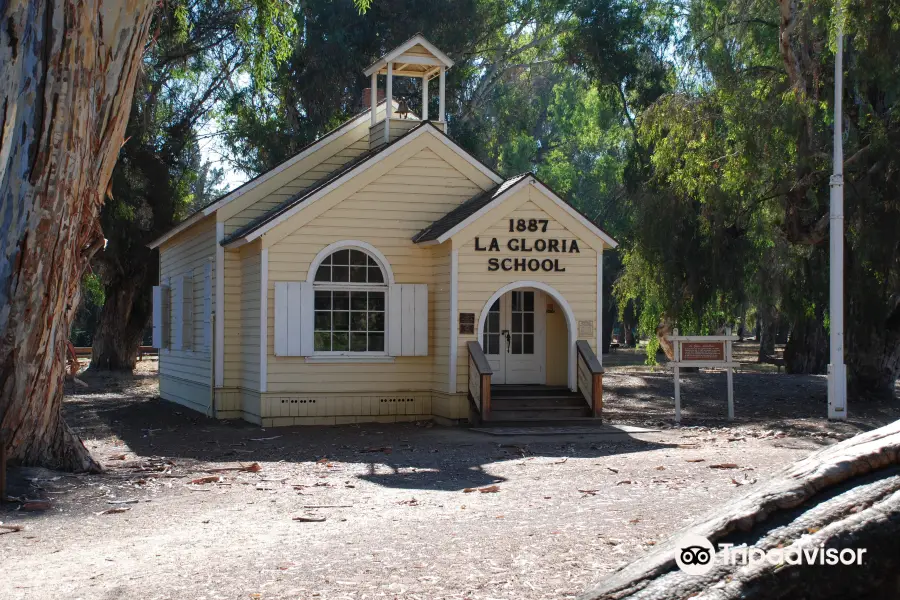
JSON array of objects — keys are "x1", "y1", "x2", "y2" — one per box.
[{"x1": 148, "y1": 35, "x2": 617, "y2": 427}]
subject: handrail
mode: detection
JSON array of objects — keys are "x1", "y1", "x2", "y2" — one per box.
[
  {"x1": 467, "y1": 341, "x2": 492, "y2": 420},
  {"x1": 575, "y1": 340, "x2": 604, "y2": 418}
]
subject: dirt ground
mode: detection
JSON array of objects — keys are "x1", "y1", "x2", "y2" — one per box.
[{"x1": 1, "y1": 361, "x2": 898, "y2": 600}]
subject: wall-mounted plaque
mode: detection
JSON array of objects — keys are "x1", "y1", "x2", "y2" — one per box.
[
  {"x1": 459, "y1": 312, "x2": 475, "y2": 334},
  {"x1": 578, "y1": 320, "x2": 594, "y2": 338}
]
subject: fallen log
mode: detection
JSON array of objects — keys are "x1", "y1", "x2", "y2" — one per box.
[{"x1": 579, "y1": 420, "x2": 900, "y2": 600}]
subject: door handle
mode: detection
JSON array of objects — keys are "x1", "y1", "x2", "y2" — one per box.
[{"x1": 502, "y1": 330, "x2": 511, "y2": 352}]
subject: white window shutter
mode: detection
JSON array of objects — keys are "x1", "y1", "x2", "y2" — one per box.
[
  {"x1": 275, "y1": 282, "x2": 314, "y2": 357},
  {"x1": 388, "y1": 284, "x2": 428, "y2": 356},
  {"x1": 172, "y1": 275, "x2": 193, "y2": 350},
  {"x1": 152, "y1": 285, "x2": 169, "y2": 348},
  {"x1": 203, "y1": 263, "x2": 212, "y2": 350},
  {"x1": 299, "y1": 282, "x2": 314, "y2": 356}
]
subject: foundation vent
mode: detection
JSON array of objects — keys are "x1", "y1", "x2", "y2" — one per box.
[{"x1": 379, "y1": 397, "x2": 416, "y2": 404}]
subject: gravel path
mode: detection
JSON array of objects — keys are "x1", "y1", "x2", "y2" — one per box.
[{"x1": 1, "y1": 366, "x2": 896, "y2": 600}]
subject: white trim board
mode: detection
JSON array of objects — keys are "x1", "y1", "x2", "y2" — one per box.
[
  {"x1": 448, "y1": 248, "x2": 459, "y2": 394},
  {"x1": 476, "y1": 281, "x2": 578, "y2": 392},
  {"x1": 147, "y1": 101, "x2": 399, "y2": 250},
  {"x1": 306, "y1": 240, "x2": 396, "y2": 285},
  {"x1": 260, "y1": 248, "x2": 269, "y2": 393},
  {"x1": 224, "y1": 123, "x2": 503, "y2": 248},
  {"x1": 364, "y1": 34, "x2": 454, "y2": 77},
  {"x1": 214, "y1": 222, "x2": 225, "y2": 387}
]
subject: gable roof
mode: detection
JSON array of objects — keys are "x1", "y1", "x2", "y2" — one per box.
[
  {"x1": 147, "y1": 100, "x2": 398, "y2": 249},
  {"x1": 412, "y1": 173, "x2": 619, "y2": 249},
  {"x1": 221, "y1": 121, "x2": 504, "y2": 248},
  {"x1": 411, "y1": 174, "x2": 530, "y2": 243},
  {"x1": 363, "y1": 34, "x2": 454, "y2": 77}
]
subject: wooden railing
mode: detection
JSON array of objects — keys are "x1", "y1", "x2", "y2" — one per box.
[
  {"x1": 576, "y1": 340, "x2": 604, "y2": 418},
  {"x1": 467, "y1": 341, "x2": 493, "y2": 420}
]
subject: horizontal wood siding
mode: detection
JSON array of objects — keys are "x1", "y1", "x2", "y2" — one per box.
[
  {"x1": 432, "y1": 243, "x2": 451, "y2": 393},
  {"x1": 158, "y1": 216, "x2": 215, "y2": 410},
  {"x1": 264, "y1": 146, "x2": 487, "y2": 398},
  {"x1": 222, "y1": 249, "x2": 243, "y2": 387},
  {"x1": 454, "y1": 187, "x2": 598, "y2": 392},
  {"x1": 240, "y1": 242, "x2": 262, "y2": 390}
]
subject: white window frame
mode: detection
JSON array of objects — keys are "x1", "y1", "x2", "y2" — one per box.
[{"x1": 307, "y1": 242, "x2": 392, "y2": 358}]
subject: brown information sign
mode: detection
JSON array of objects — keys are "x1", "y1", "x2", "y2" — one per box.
[
  {"x1": 459, "y1": 313, "x2": 475, "y2": 335},
  {"x1": 681, "y1": 341, "x2": 725, "y2": 362}
]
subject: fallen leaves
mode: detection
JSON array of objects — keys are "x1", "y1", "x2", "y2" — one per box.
[
  {"x1": 292, "y1": 515, "x2": 326, "y2": 522},
  {"x1": 189, "y1": 475, "x2": 223, "y2": 484},
  {"x1": 19, "y1": 500, "x2": 51, "y2": 511},
  {"x1": 709, "y1": 463, "x2": 740, "y2": 470},
  {"x1": 96, "y1": 507, "x2": 131, "y2": 516},
  {"x1": 0, "y1": 523, "x2": 24, "y2": 535},
  {"x1": 207, "y1": 462, "x2": 262, "y2": 473},
  {"x1": 685, "y1": 458, "x2": 706, "y2": 463},
  {"x1": 362, "y1": 446, "x2": 393, "y2": 454},
  {"x1": 578, "y1": 489, "x2": 599, "y2": 496},
  {"x1": 464, "y1": 485, "x2": 500, "y2": 494},
  {"x1": 398, "y1": 498, "x2": 420, "y2": 506}
]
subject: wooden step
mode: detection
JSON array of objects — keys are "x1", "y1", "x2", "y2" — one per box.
[
  {"x1": 488, "y1": 407, "x2": 591, "y2": 420},
  {"x1": 491, "y1": 397, "x2": 586, "y2": 409}
]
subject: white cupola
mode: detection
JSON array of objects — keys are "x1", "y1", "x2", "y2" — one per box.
[{"x1": 364, "y1": 34, "x2": 454, "y2": 148}]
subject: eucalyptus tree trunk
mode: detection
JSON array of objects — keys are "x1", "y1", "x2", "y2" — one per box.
[
  {"x1": 90, "y1": 268, "x2": 152, "y2": 371},
  {"x1": 0, "y1": 0, "x2": 154, "y2": 470}
]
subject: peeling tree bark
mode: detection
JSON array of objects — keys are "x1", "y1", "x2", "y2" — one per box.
[
  {"x1": 0, "y1": 1, "x2": 154, "y2": 471},
  {"x1": 579, "y1": 420, "x2": 900, "y2": 600}
]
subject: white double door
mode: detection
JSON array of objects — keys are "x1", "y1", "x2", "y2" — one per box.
[{"x1": 483, "y1": 290, "x2": 546, "y2": 384}]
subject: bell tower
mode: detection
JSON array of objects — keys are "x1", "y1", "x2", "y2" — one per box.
[{"x1": 364, "y1": 34, "x2": 454, "y2": 149}]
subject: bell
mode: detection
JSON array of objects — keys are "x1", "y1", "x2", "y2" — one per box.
[{"x1": 397, "y1": 98, "x2": 410, "y2": 119}]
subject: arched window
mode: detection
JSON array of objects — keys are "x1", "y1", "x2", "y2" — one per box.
[{"x1": 313, "y1": 248, "x2": 387, "y2": 353}]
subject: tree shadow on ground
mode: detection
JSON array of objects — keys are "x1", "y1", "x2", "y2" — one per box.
[{"x1": 59, "y1": 375, "x2": 678, "y2": 494}]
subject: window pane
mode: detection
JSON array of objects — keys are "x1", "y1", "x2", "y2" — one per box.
[
  {"x1": 350, "y1": 250, "x2": 367, "y2": 266},
  {"x1": 350, "y1": 312, "x2": 367, "y2": 331},
  {"x1": 333, "y1": 291, "x2": 349, "y2": 310},
  {"x1": 332, "y1": 332, "x2": 349, "y2": 351},
  {"x1": 367, "y1": 255, "x2": 378, "y2": 267},
  {"x1": 368, "y1": 266, "x2": 384, "y2": 283},
  {"x1": 368, "y1": 333, "x2": 385, "y2": 352},
  {"x1": 321, "y1": 254, "x2": 332, "y2": 265},
  {"x1": 314, "y1": 312, "x2": 331, "y2": 331},
  {"x1": 524, "y1": 291, "x2": 534, "y2": 311},
  {"x1": 350, "y1": 292, "x2": 367, "y2": 311},
  {"x1": 314, "y1": 332, "x2": 330, "y2": 351},
  {"x1": 332, "y1": 265, "x2": 349, "y2": 282},
  {"x1": 511, "y1": 292, "x2": 521, "y2": 311},
  {"x1": 490, "y1": 299, "x2": 500, "y2": 312},
  {"x1": 368, "y1": 292, "x2": 385, "y2": 311},
  {"x1": 314, "y1": 266, "x2": 330, "y2": 282},
  {"x1": 368, "y1": 312, "x2": 384, "y2": 332},
  {"x1": 314, "y1": 290, "x2": 331, "y2": 310},
  {"x1": 333, "y1": 249, "x2": 350, "y2": 265},
  {"x1": 511, "y1": 334, "x2": 522, "y2": 354},
  {"x1": 523, "y1": 334, "x2": 534, "y2": 354},
  {"x1": 350, "y1": 266, "x2": 367, "y2": 283},
  {"x1": 488, "y1": 312, "x2": 499, "y2": 332},
  {"x1": 524, "y1": 313, "x2": 534, "y2": 333},
  {"x1": 512, "y1": 313, "x2": 522, "y2": 333},
  {"x1": 333, "y1": 311, "x2": 349, "y2": 331},
  {"x1": 350, "y1": 333, "x2": 367, "y2": 352},
  {"x1": 485, "y1": 334, "x2": 499, "y2": 355}
]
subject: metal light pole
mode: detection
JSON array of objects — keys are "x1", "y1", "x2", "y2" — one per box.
[{"x1": 828, "y1": 8, "x2": 848, "y2": 420}]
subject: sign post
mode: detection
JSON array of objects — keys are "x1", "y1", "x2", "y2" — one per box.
[{"x1": 667, "y1": 328, "x2": 740, "y2": 423}]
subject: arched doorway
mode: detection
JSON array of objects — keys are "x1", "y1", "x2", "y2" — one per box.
[{"x1": 477, "y1": 281, "x2": 577, "y2": 390}]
